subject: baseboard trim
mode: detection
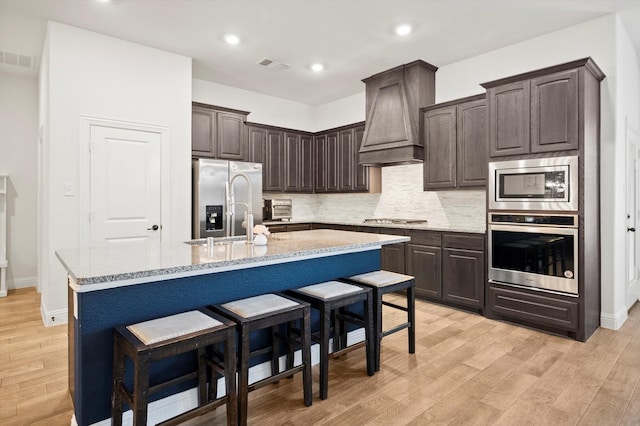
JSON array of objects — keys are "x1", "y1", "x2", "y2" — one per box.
[
  {"x1": 40, "y1": 299, "x2": 68, "y2": 327},
  {"x1": 76, "y1": 328, "x2": 366, "y2": 426},
  {"x1": 8, "y1": 276, "x2": 37, "y2": 290},
  {"x1": 600, "y1": 307, "x2": 628, "y2": 330}
]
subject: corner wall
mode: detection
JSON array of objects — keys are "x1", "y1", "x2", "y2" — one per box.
[
  {"x1": 0, "y1": 73, "x2": 39, "y2": 291},
  {"x1": 39, "y1": 22, "x2": 192, "y2": 325}
]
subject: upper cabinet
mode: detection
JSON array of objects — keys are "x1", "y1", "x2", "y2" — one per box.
[
  {"x1": 315, "y1": 123, "x2": 380, "y2": 193},
  {"x1": 264, "y1": 130, "x2": 284, "y2": 191},
  {"x1": 191, "y1": 103, "x2": 249, "y2": 160},
  {"x1": 360, "y1": 60, "x2": 437, "y2": 166},
  {"x1": 482, "y1": 58, "x2": 604, "y2": 158},
  {"x1": 422, "y1": 94, "x2": 487, "y2": 190},
  {"x1": 246, "y1": 125, "x2": 266, "y2": 163},
  {"x1": 263, "y1": 128, "x2": 313, "y2": 193}
]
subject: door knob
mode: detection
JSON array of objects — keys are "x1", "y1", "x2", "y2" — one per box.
[
  {"x1": 147, "y1": 224, "x2": 159, "y2": 231},
  {"x1": 628, "y1": 227, "x2": 636, "y2": 232}
]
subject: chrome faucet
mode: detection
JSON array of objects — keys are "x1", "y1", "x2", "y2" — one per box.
[{"x1": 226, "y1": 173, "x2": 254, "y2": 244}]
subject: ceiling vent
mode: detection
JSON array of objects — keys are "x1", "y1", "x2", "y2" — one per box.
[
  {"x1": 256, "y1": 57, "x2": 291, "y2": 71},
  {"x1": 0, "y1": 50, "x2": 38, "y2": 71}
]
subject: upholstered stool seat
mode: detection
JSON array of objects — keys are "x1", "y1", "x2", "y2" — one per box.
[
  {"x1": 211, "y1": 293, "x2": 312, "y2": 425},
  {"x1": 345, "y1": 270, "x2": 415, "y2": 372},
  {"x1": 111, "y1": 308, "x2": 237, "y2": 426},
  {"x1": 287, "y1": 281, "x2": 375, "y2": 400}
]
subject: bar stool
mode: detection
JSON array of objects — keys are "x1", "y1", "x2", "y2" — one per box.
[
  {"x1": 344, "y1": 270, "x2": 415, "y2": 372},
  {"x1": 111, "y1": 307, "x2": 237, "y2": 426},
  {"x1": 211, "y1": 293, "x2": 312, "y2": 425},
  {"x1": 287, "y1": 281, "x2": 375, "y2": 400}
]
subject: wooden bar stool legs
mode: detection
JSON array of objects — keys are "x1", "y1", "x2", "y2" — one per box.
[
  {"x1": 111, "y1": 308, "x2": 237, "y2": 426},
  {"x1": 288, "y1": 281, "x2": 375, "y2": 400},
  {"x1": 345, "y1": 270, "x2": 416, "y2": 372},
  {"x1": 211, "y1": 293, "x2": 312, "y2": 425}
]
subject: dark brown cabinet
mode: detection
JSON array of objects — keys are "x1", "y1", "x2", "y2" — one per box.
[
  {"x1": 530, "y1": 69, "x2": 579, "y2": 153},
  {"x1": 407, "y1": 242, "x2": 441, "y2": 299},
  {"x1": 486, "y1": 81, "x2": 530, "y2": 157},
  {"x1": 264, "y1": 130, "x2": 284, "y2": 191},
  {"x1": 283, "y1": 132, "x2": 313, "y2": 193},
  {"x1": 483, "y1": 59, "x2": 597, "y2": 158},
  {"x1": 378, "y1": 228, "x2": 406, "y2": 274},
  {"x1": 268, "y1": 223, "x2": 312, "y2": 233},
  {"x1": 422, "y1": 95, "x2": 487, "y2": 190},
  {"x1": 246, "y1": 125, "x2": 266, "y2": 163},
  {"x1": 314, "y1": 124, "x2": 379, "y2": 193},
  {"x1": 338, "y1": 129, "x2": 355, "y2": 191},
  {"x1": 192, "y1": 103, "x2": 248, "y2": 159},
  {"x1": 442, "y1": 234, "x2": 485, "y2": 308},
  {"x1": 407, "y1": 230, "x2": 485, "y2": 309}
]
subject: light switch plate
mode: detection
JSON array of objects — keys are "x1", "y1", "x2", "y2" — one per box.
[{"x1": 65, "y1": 183, "x2": 76, "y2": 197}]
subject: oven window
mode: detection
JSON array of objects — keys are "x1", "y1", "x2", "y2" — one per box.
[
  {"x1": 491, "y1": 229, "x2": 575, "y2": 278},
  {"x1": 499, "y1": 171, "x2": 565, "y2": 199}
]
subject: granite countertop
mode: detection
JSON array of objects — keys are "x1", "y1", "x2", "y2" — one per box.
[
  {"x1": 263, "y1": 219, "x2": 485, "y2": 234},
  {"x1": 56, "y1": 229, "x2": 409, "y2": 291}
]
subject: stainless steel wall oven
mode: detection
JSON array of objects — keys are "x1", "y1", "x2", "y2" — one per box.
[{"x1": 488, "y1": 213, "x2": 578, "y2": 295}]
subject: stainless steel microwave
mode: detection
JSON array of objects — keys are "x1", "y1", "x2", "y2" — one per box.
[{"x1": 489, "y1": 156, "x2": 578, "y2": 211}]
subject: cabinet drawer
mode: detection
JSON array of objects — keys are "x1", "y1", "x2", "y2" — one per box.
[
  {"x1": 377, "y1": 227, "x2": 407, "y2": 237},
  {"x1": 287, "y1": 223, "x2": 312, "y2": 232},
  {"x1": 443, "y1": 233, "x2": 484, "y2": 250},
  {"x1": 407, "y1": 230, "x2": 441, "y2": 246},
  {"x1": 488, "y1": 285, "x2": 578, "y2": 331}
]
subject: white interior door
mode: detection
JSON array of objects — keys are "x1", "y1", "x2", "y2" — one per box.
[
  {"x1": 89, "y1": 125, "x2": 162, "y2": 246},
  {"x1": 626, "y1": 121, "x2": 640, "y2": 309}
]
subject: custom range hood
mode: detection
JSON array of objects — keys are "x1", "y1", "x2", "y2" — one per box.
[{"x1": 359, "y1": 60, "x2": 438, "y2": 166}]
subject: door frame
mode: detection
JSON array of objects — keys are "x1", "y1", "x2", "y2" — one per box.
[
  {"x1": 79, "y1": 117, "x2": 171, "y2": 248},
  {"x1": 626, "y1": 116, "x2": 640, "y2": 309}
]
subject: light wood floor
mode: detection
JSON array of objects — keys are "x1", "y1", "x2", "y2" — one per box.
[{"x1": 2, "y1": 288, "x2": 640, "y2": 425}]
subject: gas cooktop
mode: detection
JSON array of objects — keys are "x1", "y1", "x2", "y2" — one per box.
[{"x1": 363, "y1": 218, "x2": 428, "y2": 225}]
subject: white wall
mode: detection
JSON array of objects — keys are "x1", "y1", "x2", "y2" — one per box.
[
  {"x1": 192, "y1": 79, "x2": 315, "y2": 130},
  {"x1": 39, "y1": 22, "x2": 192, "y2": 325},
  {"x1": 0, "y1": 73, "x2": 39, "y2": 290}
]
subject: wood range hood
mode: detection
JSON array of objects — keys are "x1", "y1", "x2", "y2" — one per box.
[{"x1": 359, "y1": 60, "x2": 438, "y2": 166}]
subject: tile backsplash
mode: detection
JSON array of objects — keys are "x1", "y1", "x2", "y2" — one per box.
[{"x1": 264, "y1": 163, "x2": 486, "y2": 230}]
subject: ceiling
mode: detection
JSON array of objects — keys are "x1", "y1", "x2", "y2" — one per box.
[{"x1": 2, "y1": 0, "x2": 640, "y2": 105}]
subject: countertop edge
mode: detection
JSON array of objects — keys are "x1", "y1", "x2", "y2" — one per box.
[{"x1": 263, "y1": 219, "x2": 486, "y2": 234}]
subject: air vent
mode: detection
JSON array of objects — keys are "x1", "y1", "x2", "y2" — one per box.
[
  {"x1": 256, "y1": 57, "x2": 291, "y2": 71},
  {"x1": 0, "y1": 50, "x2": 38, "y2": 70}
]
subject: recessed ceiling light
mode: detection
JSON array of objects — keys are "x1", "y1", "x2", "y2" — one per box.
[
  {"x1": 395, "y1": 24, "x2": 412, "y2": 36},
  {"x1": 224, "y1": 34, "x2": 240, "y2": 45},
  {"x1": 311, "y1": 63, "x2": 324, "y2": 72}
]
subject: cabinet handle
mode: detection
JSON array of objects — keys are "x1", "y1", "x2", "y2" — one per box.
[
  {"x1": 628, "y1": 227, "x2": 636, "y2": 232},
  {"x1": 147, "y1": 224, "x2": 159, "y2": 231}
]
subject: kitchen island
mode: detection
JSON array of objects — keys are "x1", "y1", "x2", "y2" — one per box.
[{"x1": 57, "y1": 229, "x2": 408, "y2": 426}]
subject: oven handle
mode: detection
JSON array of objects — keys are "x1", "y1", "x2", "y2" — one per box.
[{"x1": 488, "y1": 223, "x2": 578, "y2": 235}]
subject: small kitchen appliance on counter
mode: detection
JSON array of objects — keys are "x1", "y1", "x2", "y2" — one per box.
[{"x1": 263, "y1": 198, "x2": 292, "y2": 221}]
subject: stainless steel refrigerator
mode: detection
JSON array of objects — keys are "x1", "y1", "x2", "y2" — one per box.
[{"x1": 192, "y1": 159, "x2": 263, "y2": 239}]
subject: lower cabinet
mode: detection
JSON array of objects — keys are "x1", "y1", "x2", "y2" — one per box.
[
  {"x1": 407, "y1": 230, "x2": 485, "y2": 309},
  {"x1": 267, "y1": 223, "x2": 312, "y2": 233},
  {"x1": 487, "y1": 283, "x2": 579, "y2": 331}
]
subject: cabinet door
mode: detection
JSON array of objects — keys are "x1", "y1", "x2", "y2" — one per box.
[
  {"x1": 339, "y1": 129, "x2": 354, "y2": 191},
  {"x1": 284, "y1": 133, "x2": 300, "y2": 192},
  {"x1": 192, "y1": 106, "x2": 216, "y2": 157},
  {"x1": 407, "y1": 243, "x2": 441, "y2": 299},
  {"x1": 246, "y1": 126, "x2": 265, "y2": 163},
  {"x1": 314, "y1": 134, "x2": 327, "y2": 192},
  {"x1": 442, "y1": 248, "x2": 484, "y2": 308},
  {"x1": 353, "y1": 125, "x2": 369, "y2": 191},
  {"x1": 264, "y1": 130, "x2": 284, "y2": 191},
  {"x1": 216, "y1": 112, "x2": 246, "y2": 160},
  {"x1": 424, "y1": 106, "x2": 457, "y2": 189},
  {"x1": 531, "y1": 70, "x2": 579, "y2": 153},
  {"x1": 300, "y1": 135, "x2": 314, "y2": 193},
  {"x1": 457, "y1": 99, "x2": 487, "y2": 187},
  {"x1": 378, "y1": 227, "x2": 406, "y2": 274},
  {"x1": 326, "y1": 132, "x2": 339, "y2": 192},
  {"x1": 488, "y1": 81, "x2": 530, "y2": 157}
]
